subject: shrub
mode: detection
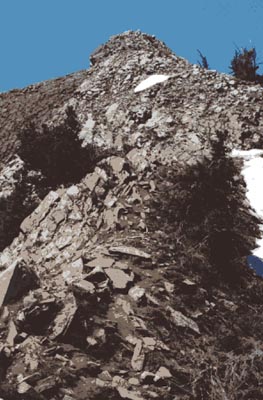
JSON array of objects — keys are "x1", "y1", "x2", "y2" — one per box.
[
  {"x1": 148, "y1": 130, "x2": 260, "y2": 283},
  {"x1": 229, "y1": 47, "x2": 262, "y2": 83},
  {"x1": 191, "y1": 350, "x2": 263, "y2": 400},
  {"x1": 17, "y1": 106, "x2": 99, "y2": 186}
]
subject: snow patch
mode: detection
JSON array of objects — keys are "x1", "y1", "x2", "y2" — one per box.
[
  {"x1": 232, "y1": 149, "x2": 263, "y2": 259},
  {"x1": 134, "y1": 75, "x2": 170, "y2": 93},
  {"x1": 231, "y1": 149, "x2": 263, "y2": 160}
]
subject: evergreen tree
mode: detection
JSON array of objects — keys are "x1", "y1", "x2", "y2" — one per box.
[
  {"x1": 230, "y1": 47, "x2": 261, "y2": 83},
  {"x1": 17, "y1": 106, "x2": 98, "y2": 186},
  {"x1": 197, "y1": 49, "x2": 209, "y2": 69},
  {"x1": 150, "y1": 130, "x2": 260, "y2": 283}
]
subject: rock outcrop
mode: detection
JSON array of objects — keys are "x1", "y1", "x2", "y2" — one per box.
[{"x1": 1, "y1": 31, "x2": 263, "y2": 399}]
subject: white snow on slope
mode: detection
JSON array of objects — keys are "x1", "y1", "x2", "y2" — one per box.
[
  {"x1": 232, "y1": 149, "x2": 263, "y2": 258},
  {"x1": 134, "y1": 74, "x2": 170, "y2": 93},
  {"x1": 231, "y1": 149, "x2": 263, "y2": 160}
]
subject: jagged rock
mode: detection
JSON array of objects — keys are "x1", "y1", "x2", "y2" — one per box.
[
  {"x1": 131, "y1": 339, "x2": 145, "y2": 371},
  {"x1": 52, "y1": 209, "x2": 66, "y2": 225},
  {"x1": 140, "y1": 371, "x2": 155, "y2": 384},
  {"x1": 95, "y1": 377, "x2": 110, "y2": 387},
  {"x1": 66, "y1": 185, "x2": 80, "y2": 198},
  {"x1": 154, "y1": 366, "x2": 172, "y2": 383},
  {"x1": 181, "y1": 279, "x2": 197, "y2": 295},
  {"x1": 62, "y1": 258, "x2": 84, "y2": 284},
  {"x1": 109, "y1": 156, "x2": 126, "y2": 174},
  {"x1": 104, "y1": 193, "x2": 118, "y2": 208},
  {"x1": 17, "y1": 381, "x2": 32, "y2": 394},
  {"x1": 220, "y1": 299, "x2": 238, "y2": 312},
  {"x1": 70, "y1": 352, "x2": 100, "y2": 374},
  {"x1": 87, "y1": 327, "x2": 109, "y2": 350},
  {"x1": 109, "y1": 246, "x2": 151, "y2": 259},
  {"x1": 182, "y1": 279, "x2": 196, "y2": 286},
  {"x1": 0, "y1": 156, "x2": 24, "y2": 196},
  {"x1": 163, "y1": 282, "x2": 174, "y2": 294},
  {"x1": 0, "y1": 157, "x2": 28, "y2": 251},
  {"x1": 114, "y1": 261, "x2": 130, "y2": 270},
  {"x1": 0, "y1": 306, "x2": 9, "y2": 327},
  {"x1": 71, "y1": 279, "x2": 96, "y2": 296},
  {"x1": 117, "y1": 387, "x2": 145, "y2": 400},
  {"x1": 0, "y1": 260, "x2": 38, "y2": 307},
  {"x1": 82, "y1": 171, "x2": 100, "y2": 192},
  {"x1": 16, "y1": 332, "x2": 28, "y2": 343},
  {"x1": 142, "y1": 337, "x2": 156, "y2": 351},
  {"x1": 145, "y1": 293, "x2": 160, "y2": 306},
  {"x1": 55, "y1": 234, "x2": 73, "y2": 250},
  {"x1": 128, "y1": 286, "x2": 146, "y2": 302},
  {"x1": 87, "y1": 255, "x2": 115, "y2": 269},
  {"x1": 16, "y1": 336, "x2": 42, "y2": 372},
  {"x1": 98, "y1": 370, "x2": 112, "y2": 381},
  {"x1": 51, "y1": 293, "x2": 78, "y2": 339},
  {"x1": 85, "y1": 266, "x2": 107, "y2": 283},
  {"x1": 126, "y1": 149, "x2": 149, "y2": 172},
  {"x1": 166, "y1": 306, "x2": 200, "y2": 334},
  {"x1": 23, "y1": 289, "x2": 56, "y2": 308},
  {"x1": 35, "y1": 375, "x2": 57, "y2": 393},
  {"x1": 6, "y1": 320, "x2": 18, "y2": 346},
  {"x1": 128, "y1": 377, "x2": 140, "y2": 386},
  {"x1": 105, "y1": 268, "x2": 134, "y2": 290},
  {"x1": 20, "y1": 190, "x2": 60, "y2": 234},
  {"x1": 17, "y1": 290, "x2": 59, "y2": 335}
]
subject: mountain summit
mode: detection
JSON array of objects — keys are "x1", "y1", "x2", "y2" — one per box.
[{"x1": 1, "y1": 31, "x2": 263, "y2": 399}]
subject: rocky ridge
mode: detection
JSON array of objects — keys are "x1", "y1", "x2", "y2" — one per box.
[{"x1": 1, "y1": 31, "x2": 263, "y2": 399}]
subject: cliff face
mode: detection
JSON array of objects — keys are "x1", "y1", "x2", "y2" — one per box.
[{"x1": 1, "y1": 31, "x2": 263, "y2": 400}]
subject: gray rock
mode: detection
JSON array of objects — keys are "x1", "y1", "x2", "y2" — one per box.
[
  {"x1": 6, "y1": 320, "x2": 18, "y2": 346},
  {"x1": 117, "y1": 387, "x2": 145, "y2": 400},
  {"x1": 62, "y1": 258, "x2": 84, "y2": 283},
  {"x1": 105, "y1": 268, "x2": 134, "y2": 290},
  {"x1": 17, "y1": 381, "x2": 32, "y2": 394},
  {"x1": 166, "y1": 306, "x2": 200, "y2": 334},
  {"x1": 154, "y1": 366, "x2": 172, "y2": 382},
  {"x1": 71, "y1": 279, "x2": 96, "y2": 296},
  {"x1": 140, "y1": 371, "x2": 155, "y2": 384},
  {"x1": 109, "y1": 246, "x2": 151, "y2": 259},
  {"x1": 128, "y1": 286, "x2": 146, "y2": 302},
  {"x1": 51, "y1": 293, "x2": 78, "y2": 339},
  {"x1": 87, "y1": 255, "x2": 115, "y2": 269},
  {"x1": 35, "y1": 376, "x2": 57, "y2": 394},
  {"x1": 131, "y1": 339, "x2": 145, "y2": 371}
]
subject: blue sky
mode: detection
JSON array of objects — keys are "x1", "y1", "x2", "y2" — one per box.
[{"x1": 1, "y1": 0, "x2": 263, "y2": 92}]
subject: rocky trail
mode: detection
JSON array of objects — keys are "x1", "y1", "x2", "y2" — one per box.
[{"x1": 1, "y1": 31, "x2": 263, "y2": 399}]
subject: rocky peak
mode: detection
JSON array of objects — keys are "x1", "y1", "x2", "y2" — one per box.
[
  {"x1": 1, "y1": 32, "x2": 263, "y2": 399},
  {"x1": 90, "y1": 30, "x2": 174, "y2": 66}
]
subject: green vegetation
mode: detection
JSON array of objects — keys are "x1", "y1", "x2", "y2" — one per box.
[
  {"x1": 229, "y1": 47, "x2": 263, "y2": 83},
  {"x1": 197, "y1": 49, "x2": 209, "y2": 69},
  {"x1": 17, "y1": 106, "x2": 99, "y2": 186},
  {"x1": 149, "y1": 129, "x2": 260, "y2": 284}
]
